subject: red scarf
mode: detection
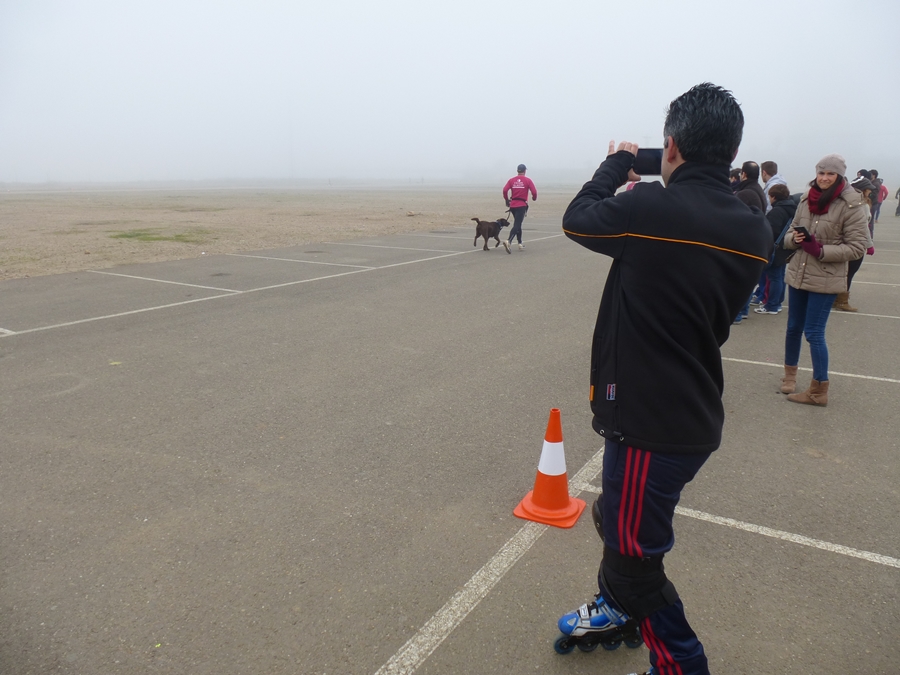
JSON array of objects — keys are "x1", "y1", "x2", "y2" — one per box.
[{"x1": 808, "y1": 176, "x2": 844, "y2": 215}]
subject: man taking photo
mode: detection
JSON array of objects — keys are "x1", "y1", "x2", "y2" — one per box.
[{"x1": 556, "y1": 83, "x2": 772, "y2": 675}]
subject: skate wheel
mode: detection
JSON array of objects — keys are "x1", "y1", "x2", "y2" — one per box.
[
  {"x1": 553, "y1": 635, "x2": 576, "y2": 655},
  {"x1": 624, "y1": 634, "x2": 644, "y2": 649},
  {"x1": 576, "y1": 641, "x2": 599, "y2": 653},
  {"x1": 600, "y1": 638, "x2": 622, "y2": 651}
]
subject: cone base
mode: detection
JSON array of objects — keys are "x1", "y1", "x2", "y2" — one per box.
[{"x1": 514, "y1": 491, "x2": 586, "y2": 529}]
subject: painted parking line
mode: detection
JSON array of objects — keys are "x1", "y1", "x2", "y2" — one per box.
[
  {"x1": 854, "y1": 281, "x2": 900, "y2": 287},
  {"x1": 373, "y1": 449, "x2": 604, "y2": 675},
  {"x1": 228, "y1": 253, "x2": 375, "y2": 269},
  {"x1": 7, "y1": 293, "x2": 240, "y2": 336},
  {"x1": 90, "y1": 270, "x2": 242, "y2": 293},
  {"x1": 324, "y1": 242, "x2": 463, "y2": 253},
  {"x1": 843, "y1": 311, "x2": 900, "y2": 320},
  {"x1": 377, "y1": 434, "x2": 900, "y2": 675},
  {"x1": 722, "y1": 357, "x2": 900, "y2": 384},
  {"x1": 0, "y1": 246, "x2": 486, "y2": 337},
  {"x1": 571, "y1": 480, "x2": 900, "y2": 569}
]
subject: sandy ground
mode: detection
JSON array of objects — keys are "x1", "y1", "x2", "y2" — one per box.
[{"x1": 0, "y1": 187, "x2": 579, "y2": 280}]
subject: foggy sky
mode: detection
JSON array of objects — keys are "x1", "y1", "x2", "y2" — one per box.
[{"x1": 2, "y1": 0, "x2": 899, "y2": 189}]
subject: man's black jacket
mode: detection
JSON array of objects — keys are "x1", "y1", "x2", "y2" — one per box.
[
  {"x1": 736, "y1": 179, "x2": 767, "y2": 212},
  {"x1": 563, "y1": 152, "x2": 772, "y2": 454}
]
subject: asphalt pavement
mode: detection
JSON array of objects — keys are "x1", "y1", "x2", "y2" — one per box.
[{"x1": 2, "y1": 206, "x2": 899, "y2": 674}]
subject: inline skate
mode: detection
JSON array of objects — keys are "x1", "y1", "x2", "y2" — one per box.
[{"x1": 555, "y1": 592, "x2": 643, "y2": 654}]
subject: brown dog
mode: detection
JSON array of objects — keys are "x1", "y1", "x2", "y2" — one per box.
[{"x1": 472, "y1": 217, "x2": 511, "y2": 252}]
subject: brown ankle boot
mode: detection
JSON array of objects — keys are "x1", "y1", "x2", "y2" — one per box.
[
  {"x1": 787, "y1": 379, "x2": 829, "y2": 406},
  {"x1": 832, "y1": 292, "x2": 857, "y2": 312},
  {"x1": 780, "y1": 365, "x2": 798, "y2": 394}
]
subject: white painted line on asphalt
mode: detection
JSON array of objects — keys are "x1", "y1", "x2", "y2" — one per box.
[
  {"x1": 5, "y1": 294, "x2": 240, "y2": 336},
  {"x1": 722, "y1": 357, "x2": 900, "y2": 384},
  {"x1": 863, "y1": 262, "x2": 900, "y2": 267},
  {"x1": 374, "y1": 521, "x2": 547, "y2": 675},
  {"x1": 227, "y1": 253, "x2": 375, "y2": 269},
  {"x1": 377, "y1": 413, "x2": 900, "y2": 675},
  {"x1": 845, "y1": 311, "x2": 900, "y2": 320},
  {"x1": 375, "y1": 448, "x2": 606, "y2": 675},
  {"x1": 0, "y1": 249, "x2": 480, "y2": 336},
  {"x1": 244, "y1": 252, "x2": 480, "y2": 293},
  {"x1": 573, "y1": 482, "x2": 900, "y2": 569},
  {"x1": 675, "y1": 508, "x2": 900, "y2": 569},
  {"x1": 854, "y1": 281, "x2": 900, "y2": 286},
  {"x1": 0, "y1": 327, "x2": 15, "y2": 336},
  {"x1": 241, "y1": 267, "x2": 374, "y2": 292},
  {"x1": 404, "y1": 233, "x2": 476, "y2": 241},
  {"x1": 89, "y1": 270, "x2": 242, "y2": 293},
  {"x1": 324, "y1": 242, "x2": 461, "y2": 253}
]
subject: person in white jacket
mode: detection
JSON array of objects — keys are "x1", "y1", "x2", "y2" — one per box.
[{"x1": 761, "y1": 161, "x2": 787, "y2": 213}]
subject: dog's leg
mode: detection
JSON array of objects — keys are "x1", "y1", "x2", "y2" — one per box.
[{"x1": 483, "y1": 236, "x2": 489, "y2": 251}]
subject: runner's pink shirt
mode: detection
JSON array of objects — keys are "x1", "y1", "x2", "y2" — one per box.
[{"x1": 503, "y1": 175, "x2": 537, "y2": 208}]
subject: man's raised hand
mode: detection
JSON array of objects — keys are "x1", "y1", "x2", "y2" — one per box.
[{"x1": 607, "y1": 140, "x2": 642, "y2": 182}]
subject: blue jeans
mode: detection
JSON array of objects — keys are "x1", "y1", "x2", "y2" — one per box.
[
  {"x1": 785, "y1": 286, "x2": 836, "y2": 381},
  {"x1": 598, "y1": 441, "x2": 712, "y2": 675},
  {"x1": 763, "y1": 264, "x2": 786, "y2": 311},
  {"x1": 752, "y1": 269, "x2": 767, "y2": 302},
  {"x1": 735, "y1": 294, "x2": 751, "y2": 321}
]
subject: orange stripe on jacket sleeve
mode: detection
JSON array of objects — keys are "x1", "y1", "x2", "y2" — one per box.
[{"x1": 562, "y1": 229, "x2": 769, "y2": 264}]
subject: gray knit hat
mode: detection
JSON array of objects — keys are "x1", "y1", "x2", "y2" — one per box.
[
  {"x1": 851, "y1": 176, "x2": 875, "y2": 193},
  {"x1": 816, "y1": 154, "x2": 847, "y2": 176}
]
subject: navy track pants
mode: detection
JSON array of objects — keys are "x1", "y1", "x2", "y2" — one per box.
[{"x1": 598, "y1": 440, "x2": 712, "y2": 675}]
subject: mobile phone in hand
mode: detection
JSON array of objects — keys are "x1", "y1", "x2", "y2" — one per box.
[
  {"x1": 632, "y1": 148, "x2": 663, "y2": 176},
  {"x1": 793, "y1": 226, "x2": 810, "y2": 239}
]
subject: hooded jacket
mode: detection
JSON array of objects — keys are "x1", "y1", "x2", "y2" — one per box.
[
  {"x1": 784, "y1": 181, "x2": 869, "y2": 294},
  {"x1": 563, "y1": 153, "x2": 771, "y2": 454}
]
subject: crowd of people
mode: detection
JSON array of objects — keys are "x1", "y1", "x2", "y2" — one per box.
[{"x1": 729, "y1": 157, "x2": 884, "y2": 407}]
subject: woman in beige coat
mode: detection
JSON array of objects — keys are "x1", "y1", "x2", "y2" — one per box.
[{"x1": 780, "y1": 154, "x2": 869, "y2": 406}]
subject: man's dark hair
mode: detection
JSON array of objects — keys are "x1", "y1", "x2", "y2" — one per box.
[
  {"x1": 768, "y1": 184, "x2": 790, "y2": 201},
  {"x1": 741, "y1": 161, "x2": 760, "y2": 182},
  {"x1": 857, "y1": 169, "x2": 872, "y2": 179},
  {"x1": 870, "y1": 169, "x2": 879, "y2": 178},
  {"x1": 663, "y1": 83, "x2": 743, "y2": 165},
  {"x1": 729, "y1": 168, "x2": 742, "y2": 180},
  {"x1": 761, "y1": 161, "x2": 778, "y2": 176}
]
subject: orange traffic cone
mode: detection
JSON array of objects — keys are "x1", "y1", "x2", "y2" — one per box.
[{"x1": 514, "y1": 408, "x2": 586, "y2": 528}]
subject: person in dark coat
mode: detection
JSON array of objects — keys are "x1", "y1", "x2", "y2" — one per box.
[
  {"x1": 735, "y1": 161, "x2": 767, "y2": 211},
  {"x1": 753, "y1": 184, "x2": 798, "y2": 314},
  {"x1": 557, "y1": 83, "x2": 771, "y2": 675},
  {"x1": 733, "y1": 161, "x2": 768, "y2": 321}
]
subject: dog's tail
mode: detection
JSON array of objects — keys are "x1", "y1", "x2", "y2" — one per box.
[{"x1": 471, "y1": 217, "x2": 479, "y2": 223}]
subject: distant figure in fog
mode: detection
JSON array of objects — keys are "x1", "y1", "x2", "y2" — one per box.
[
  {"x1": 735, "y1": 161, "x2": 767, "y2": 211},
  {"x1": 870, "y1": 170, "x2": 885, "y2": 223},
  {"x1": 753, "y1": 184, "x2": 797, "y2": 315},
  {"x1": 834, "y1": 176, "x2": 877, "y2": 312},
  {"x1": 761, "y1": 161, "x2": 787, "y2": 213},
  {"x1": 502, "y1": 164, "x2": 537, "y2": 251}
]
